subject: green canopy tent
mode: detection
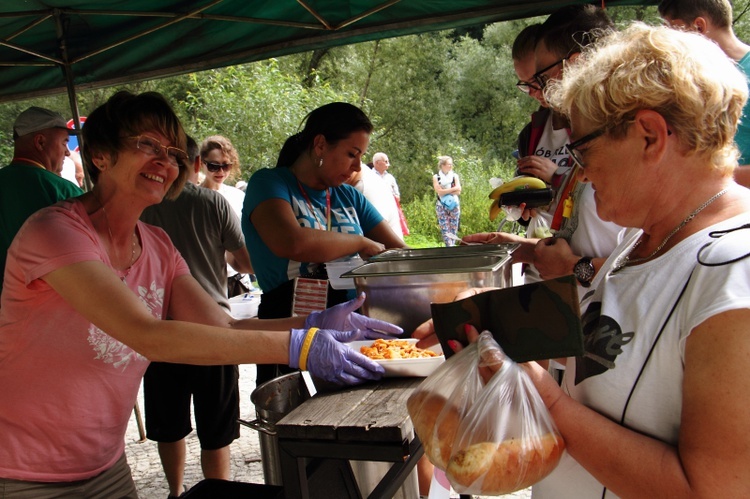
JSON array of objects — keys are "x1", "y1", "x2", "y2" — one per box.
[
  {"x1": 0, "y1": 0, "x2": 657, "y2": 187},
  {"x1": 0, "y1": 1, "x2": 657, "y2": 104}
]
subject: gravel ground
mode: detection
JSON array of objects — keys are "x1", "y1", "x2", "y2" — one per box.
[{"x1": 124, "y1": 365, "x2": 532, "y2": 499}]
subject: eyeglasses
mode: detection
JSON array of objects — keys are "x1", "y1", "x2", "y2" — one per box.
[
  {"x1": 565, "y1": 128, "x2": 607, "y2": 169},
  {"x1": 566, "y1": 122, "x2": 672, "y2": 169},
  {"x1": 532, "y1": 57, "x2": 568, "y2": 90},
  {"x1": 127, "y1": 135, "x2": 187, "y2": 167},
  {"x1": 516, "y1": 80, "x2": 542, "y2": 94},
  {"x1": 203, "y1": 161, "x2": 233, "y2": 173}
]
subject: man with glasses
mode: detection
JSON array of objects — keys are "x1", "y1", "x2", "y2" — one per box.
[
  {"x1": 513, "y1": 22, "x2": 571, "y2": 250},
  {"x1": 530, "y1": 5, "x2": 623, "y2": 290},
  {"x1": 659, "y1": 0, "x2": 750, "y2": 188},
  {"x1": 474, "y1": 5, "x2": 624, "y2": 293},
  {"x1": 514, "y1": 22, "x2": 561, "y2": 185}
]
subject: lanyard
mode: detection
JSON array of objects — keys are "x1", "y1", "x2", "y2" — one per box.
[
  {"x1": 550, "y1": 163, "x2": 580, "y2": 231},
  {"x1": 13, "y1": 157, "x2": 46, "y2": 170},
  {"x1": 297, "y1": 179, "x2": 331, "y2": 231}
]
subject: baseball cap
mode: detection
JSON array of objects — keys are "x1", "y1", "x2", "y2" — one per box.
[{"x1": 13, "y1": 107, "x2": 71, "y2": 138}]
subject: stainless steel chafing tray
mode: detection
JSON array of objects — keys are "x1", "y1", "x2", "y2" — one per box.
[
  {"x1": 368, "y1": 243, "x2": 518, "y2": 262},
  {"x1": 341, "y1": 254, "x2": 513, "y2": 335}
]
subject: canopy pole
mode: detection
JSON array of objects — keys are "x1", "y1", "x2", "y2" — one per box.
[{"x1": 53, "y1": 8, "x2": 91, "y2": 191}]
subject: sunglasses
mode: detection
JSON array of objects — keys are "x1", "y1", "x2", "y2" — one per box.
[{"x1": 203, "y1": 161, "x2": 233, "y2": 172}]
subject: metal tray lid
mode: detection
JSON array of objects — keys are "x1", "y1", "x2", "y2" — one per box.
[
  {"x1": 368, "y1": 243, "x2": 518, "y2": 262},
  {"x1": 341, "y1": 253, "x2": 512, "y2": 278}
]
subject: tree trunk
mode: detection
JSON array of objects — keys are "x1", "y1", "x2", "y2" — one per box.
[
  {"x1": 359, "y1": 40, "x2": 380, "y2": 107},
  {"x1": 304, "y1": 48, "x2": 329, "y2": 87}
]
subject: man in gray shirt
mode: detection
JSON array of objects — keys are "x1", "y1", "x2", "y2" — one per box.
[{"x1": 141, "y1": 136, "x2": 252, "y2": 498}]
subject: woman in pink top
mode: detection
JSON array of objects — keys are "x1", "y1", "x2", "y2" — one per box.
[{"x1": 0, "y1": 91, "x2": 400, "y2": 498}]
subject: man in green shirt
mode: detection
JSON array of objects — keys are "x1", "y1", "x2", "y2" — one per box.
[{"x1": 0, "y1": 107, "x2": 83, "y2": 292}]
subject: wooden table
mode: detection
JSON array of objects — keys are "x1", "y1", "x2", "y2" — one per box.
[{"x1": 275, "y1": 377, "x2": 424, "y2": 499}]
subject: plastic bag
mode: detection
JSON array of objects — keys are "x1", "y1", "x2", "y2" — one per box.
[
  {"x1": 531, "y1": 213, "x2": 554, "y2": 239},
  {"x1": 406, "y1": 343, "x2": 484, "y2": 470},
  {"x1": 503, "y1": 204, "x2": 524, "y2": 222},
  {"x1": 408, "y1": 332, "x2": 565, "y2": 495}
]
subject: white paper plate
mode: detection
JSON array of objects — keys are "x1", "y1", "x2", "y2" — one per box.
[{"x1": 348, "y1": 338, "x2": 445, "y2": 377}]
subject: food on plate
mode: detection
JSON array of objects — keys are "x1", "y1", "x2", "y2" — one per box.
[
  {"x1": 406, "y1": 391, "x2": 461, "y2": 469},
  {"x1": 446, "y1": 432, "x2": 565, "y2": 494},
  {"x1": 360, "y1": 339, "x2": 439, "y2": 360}
]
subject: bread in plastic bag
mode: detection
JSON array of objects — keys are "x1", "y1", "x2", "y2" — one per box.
[
  {"x1": 448, "y1": 331, "x2": 565, "y2": 494},
  {"x1": 406, "y1": 342, "x2": 484, "y2": 469},
  {"x1": 408, "y1": 331, "x2": 565, "y2": 495}
]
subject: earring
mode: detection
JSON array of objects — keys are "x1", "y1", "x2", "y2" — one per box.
[{"x1": 318, "y1": 157, "x2": 323, "y2": 168}]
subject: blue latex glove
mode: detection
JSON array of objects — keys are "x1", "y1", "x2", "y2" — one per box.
[
  {"x1": 303, "y1": 292, "x2": 403, "y2": 340},
  {"x1": 289, "y1": 328, "x2": 385, "y2": 385}
]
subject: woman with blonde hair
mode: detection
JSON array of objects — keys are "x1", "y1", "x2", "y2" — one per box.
[
  {"x1": 432, "y1": 155, "x2": 461, "y2": 246},
  {"x1": 513, "y1": 23, "x2": 750, "y2": 497},
  {"x1": 420, "y1": 22, "x2": 750, "y2": 497}
]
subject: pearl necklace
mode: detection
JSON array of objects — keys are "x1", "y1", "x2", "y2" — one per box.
[
  {"x1": 96, "y1": 194, "x2": 138, "y2": 282},
  {"x1": 611, "y1": 188, "x2": 728, "y2": 273}
]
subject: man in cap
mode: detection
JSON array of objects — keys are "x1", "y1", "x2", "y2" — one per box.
[{"x1": 0, "y1": 107, "x2": 83, "y2": 293}]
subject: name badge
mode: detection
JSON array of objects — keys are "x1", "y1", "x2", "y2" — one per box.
[{"x1": 292, "y1": 277, "x2": 328, "y2": 316}]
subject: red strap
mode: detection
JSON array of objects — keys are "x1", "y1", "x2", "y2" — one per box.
[{"x1": 296, "y1": 179, "x2": 331, "y2": 231}]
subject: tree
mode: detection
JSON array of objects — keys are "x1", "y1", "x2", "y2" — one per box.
[
  {"x1": 0, "y1": 5, "x2": 662, "y2": 245},
  {"x1": 165, "y1": 60, "x2": 354, "y2": 180}
]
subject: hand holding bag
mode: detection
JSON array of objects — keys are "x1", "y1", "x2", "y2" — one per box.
[{"x1": 408, "y1": 332, "x2": 565, "y2": 495}]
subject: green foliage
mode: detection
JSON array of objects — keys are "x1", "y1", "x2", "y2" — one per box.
[
  {"x1": 449, "y1": 22, "x2": 540, "y2": 165},
  {"x1": 0, "y1": 5, "x2": 663, "y2": 239},
  {"x1": 403, "y1": 192, "x2": 442, "y2": 243},
  {"x1": 329, "y1": 34, "x2": 461, "y2": 204},
  {"x1": 734, "y1": 0, "x2": 750, "y2": 39},
  {"x1": 403, "y1": 233, "x2": 441, "y2": 248},
  {"x1": 171, "y1": 60, "x2": 356, "y2": 181}
]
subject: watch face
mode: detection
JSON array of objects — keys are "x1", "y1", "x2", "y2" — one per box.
[{"x1": 575, "y1": 258, "x2": 595, "y2": 283}]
